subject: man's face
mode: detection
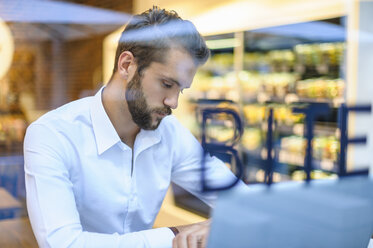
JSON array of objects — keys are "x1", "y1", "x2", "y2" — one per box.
[
  {"x1": 125, "y1": 47, "x2": 198, "y2": 130},
  {"x1": 125, "y1": 71, "x2": 171, "y2": 130}
]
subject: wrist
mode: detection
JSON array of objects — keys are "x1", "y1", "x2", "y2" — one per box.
[{"x1": 169, "y1": 226, "x2": 179, "y2": 236}]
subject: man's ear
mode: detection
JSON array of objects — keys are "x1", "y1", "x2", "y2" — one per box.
[{"x1": 117, "y1": 51, "x2": 137, "y2": 81}]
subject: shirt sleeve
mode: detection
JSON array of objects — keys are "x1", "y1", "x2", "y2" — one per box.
[
  {"x1": 24, "y1": 123, "x2": 174, "y2": 248},
  {"x1": 170, "y1": 119, "x2": 247, "y2": 207}
]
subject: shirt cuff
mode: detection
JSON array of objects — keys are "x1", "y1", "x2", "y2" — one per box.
[{"x1": 141, "y1": 227, "x2": 175, "y2": 248}]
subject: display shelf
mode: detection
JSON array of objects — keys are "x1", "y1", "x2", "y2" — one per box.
[
  {"x1": 276, "y1": 123, "x2": 338, "y2": 137},
  {"x1": 240, "y1": 87, "x2": 345, "y2": 105},
  {"x1": 293, "y1": 97, "x2": 344, "y2": 107},
  {"x1": 242, "y1": 148, "x2": 338, "y2": 176},
  {"x1": 178, "y1": 16, "x2": 349, "y2": 213},
  {"x1": 240, "y1": 122, "x2": 336, "y2": 136},
  {"x1": 277, "y1": 150, "x2": 337, "y2": 172},
  {"x1": 257, "y1": 95, "x2": 345, "y2": 107}
]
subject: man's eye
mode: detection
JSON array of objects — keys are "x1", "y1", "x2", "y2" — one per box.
[{"x1": 162, "y1": 82, "x2": 172, "y2": 88}]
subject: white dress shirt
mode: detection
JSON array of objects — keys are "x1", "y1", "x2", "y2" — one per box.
[{"x1": 24, "y1": 87, "x2": 237, "y2": 248}]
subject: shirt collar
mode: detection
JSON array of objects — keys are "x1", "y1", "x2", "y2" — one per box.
[
  {"x1": 134, "y1": 128, "x2": 161, "y2": 156},
  {"x1": 90, "y1": 86, "x2": 162, "y2": 155},
  {"x1": 90, "y1": 86, "x2": 121, "y2": 155}
]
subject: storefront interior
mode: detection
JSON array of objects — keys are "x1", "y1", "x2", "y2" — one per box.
[{"x1": 0, "y1": 0, "x2": 373, "y2": 247}]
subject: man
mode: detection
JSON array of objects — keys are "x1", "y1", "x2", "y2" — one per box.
[{"x1": 24, "y1": 6, "x2": 239, "y2": 248}]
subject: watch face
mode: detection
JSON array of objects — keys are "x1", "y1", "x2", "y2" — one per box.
[{"x1": 0, "y1": 17, "x2": 14, "y2": 79}]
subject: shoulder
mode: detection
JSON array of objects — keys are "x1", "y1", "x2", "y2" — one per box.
[
  {"x1": 158, "y1": 115, "x2": 187, "y2": 134},
  {"x1": 31, "y1": 97, "x2": 93, "y2": 131},
  {"x1": 157, "y1": 114, "x2": 200, "y2": 145},
  {"x1": 26, "y1": 96, "x2": 94, "y2": 146}
]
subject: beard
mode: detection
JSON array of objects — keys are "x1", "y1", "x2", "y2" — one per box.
[{"x1": 125, "y1": 72, "x2": 172, "y2": 130}]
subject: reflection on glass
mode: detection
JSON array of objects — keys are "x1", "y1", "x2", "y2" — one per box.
[{"x1": 0, "y1": 1, "x2": 130, "y2": 246}]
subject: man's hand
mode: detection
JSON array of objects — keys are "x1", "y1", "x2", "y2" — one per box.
[{"x1": 172, "y1": 220, "x2": 211, "y2": 248}]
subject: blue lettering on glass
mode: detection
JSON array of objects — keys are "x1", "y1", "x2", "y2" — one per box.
[{"x1": 200, "y1": 103, "x2": 371, "y2": 192}]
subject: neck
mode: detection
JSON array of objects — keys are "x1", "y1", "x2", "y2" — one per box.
[{"x1": 102, "y1": 79, "x2": 140, "y2": 148}]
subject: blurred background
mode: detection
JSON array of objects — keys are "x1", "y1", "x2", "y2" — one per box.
[{"x1": 0, "y1": 0, "x2": 372, "y2": 247}]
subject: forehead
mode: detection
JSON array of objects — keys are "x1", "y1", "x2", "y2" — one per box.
[{"x1": 145, "y1": 47, "x2": 198, "y2": 87}]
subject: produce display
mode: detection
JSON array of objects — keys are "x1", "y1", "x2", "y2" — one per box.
[
  {"x1": 239, "y1": 71, "x2": 299, "y2": 99},
  {"x1": 294, "y1": 43, "x2": 345, "y2": 67},
  {"x1": 205, "y1": 125, "x2": 235, "y2": 143},
  {"x1": 208, "y1": 53, "x2": 234, "y2": 70},
  {"x1": 296, "y1": 78, "x2": 344, "y2": 99},
  {"x1": 241, "y1": 128, "x2": 262, "y2": 150},
  {"x1": 186, "y1": 40, "x2": 346, "y2": 182},
  {"x1": 280, "y1": 135, "x2": 340, "y2": 163},
  {"x1": 244, "y1": 50, "x2": 295, "y2": 73},
  {"x1": 188, "y1": 71, "x2": 239, "y2": 101},
  {"x1": 291, "y1": 170, "x2": 337, "y2": 181},
  {"x1": 192, "y1": 42, "x2": 346, "y2": 102},
  {"x1": 243, "y1": 104, "x2": 304, "y2": 125}
]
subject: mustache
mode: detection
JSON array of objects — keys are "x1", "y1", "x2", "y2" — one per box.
[
  {"x1": 152, "y1": 107, "x2": 172, "y2": 116},
  {"x1": 125, "y1": 87, "x2": 172, "y2": 115}
]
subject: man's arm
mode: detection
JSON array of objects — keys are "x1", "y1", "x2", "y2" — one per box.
[
  {"x1": 24, "y1": 123, "x2": 174, "y2": 248},
  {"x1": 168, "y1": 117, "x2": 246, "y2": 248},
  {"x1": 170, "y1": 118, "x2": 244, "y2": 207}
]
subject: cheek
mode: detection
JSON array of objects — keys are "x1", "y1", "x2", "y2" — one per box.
[{"x1": 143, "y1": 84, "x2": 165, "y2": 105}]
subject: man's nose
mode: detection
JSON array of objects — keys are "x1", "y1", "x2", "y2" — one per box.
[{"x1": 163, "y1": 91, "x2": 179, "y2": 109}]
